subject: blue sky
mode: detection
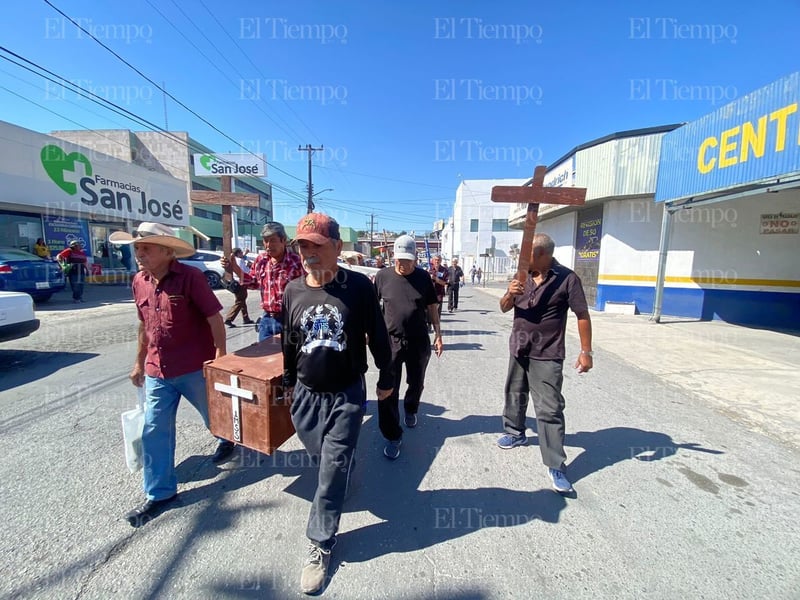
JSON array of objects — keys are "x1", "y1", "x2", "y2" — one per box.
[{"x1": 1, "y1": 1, "x2": 798, "y2": 233}]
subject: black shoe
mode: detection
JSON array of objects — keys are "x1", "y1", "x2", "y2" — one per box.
[
  {"x1": 212, "y1": 440, "x2": 236, "y2": 463},
  {"x1": 224, "y1": 320, "x2": 236, "y2": 328},
  {"x1": 242, "y1": 318, "x2": 255, "y2": 325},
  {"x1": 124, "y1": 494, "x2": 178, "y2": 527}
]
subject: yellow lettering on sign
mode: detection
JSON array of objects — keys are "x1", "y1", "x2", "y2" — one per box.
[
  {"x1": 769, "y1": 103, "x2": 797, "y2": 152},
  {"x1": 718, "y1": 126, "x2": 740, "y2": 168},
  {"x1": 740, "y1": 116, "x2": 767, "y2": 163},
  {"x1": 697, "y1": 137, "x2": 718, "y2": 174},
  {"x1": 695, "y1": 102, "x2": 800, "y2": 176}
]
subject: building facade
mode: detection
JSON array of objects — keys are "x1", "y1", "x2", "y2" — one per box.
[
  {"x1": 49, "y1": 129, "x2": 274, "y2": 252},
  {"x1": 502, "y1": 72, "x2": 800, "y2": 329},
  {"x1": 0, "y1": 120, "x2": 187, "y2": 273},
  {"x1": 441, "y1": 178, "x2": 528, "y2": 277}
]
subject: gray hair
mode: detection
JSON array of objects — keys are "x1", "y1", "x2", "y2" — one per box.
[{"x1": 532, "y1": 233, "x2": 555, "y2": 256}]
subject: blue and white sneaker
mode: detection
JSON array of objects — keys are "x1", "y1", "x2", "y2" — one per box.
[
  {"x1": 383, "y1": 439, "x2": 402, "y2": 460},
  {"x1": 496, "y1": 433, "x2": 527, "y2": 449},
  {"x1": 549, "y1": 468, "x2": 574, "y2": 493}
]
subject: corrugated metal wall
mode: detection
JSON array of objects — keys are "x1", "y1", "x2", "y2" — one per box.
[{"x1": 509, "y1": 130, "x2": 668, "y2": 227}]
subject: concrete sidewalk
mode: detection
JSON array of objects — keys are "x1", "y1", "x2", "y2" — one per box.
[{"x1": 473, "y1": 280, "x2": 800, "y2": 449}]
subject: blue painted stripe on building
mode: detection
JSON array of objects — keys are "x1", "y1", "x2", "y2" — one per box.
[{"x1": 596, "y1": 284, "x2": 799, "y2": 330}]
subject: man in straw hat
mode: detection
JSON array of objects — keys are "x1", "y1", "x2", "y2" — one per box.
[
  {"x1": 281, "y1": 213, "x2": 393, "y2": 594},
  {"x1": 109, "y1": 222, "x2": 233, "y2": 527}
]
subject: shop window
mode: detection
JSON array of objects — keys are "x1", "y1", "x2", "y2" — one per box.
[{"x1": 0, "y1": 212, "x2": 44, "y2": 254}]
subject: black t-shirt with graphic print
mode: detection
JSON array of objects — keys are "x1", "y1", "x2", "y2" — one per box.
[{"x1": 282, "y1": 268, "x2": 393, "y2": 393}]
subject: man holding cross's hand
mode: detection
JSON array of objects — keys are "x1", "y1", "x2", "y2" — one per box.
[{"x1": 491, "y1": 166, "x2": 592, "y2": 494}]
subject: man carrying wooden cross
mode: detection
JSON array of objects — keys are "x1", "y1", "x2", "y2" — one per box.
[{"x1": 492, "y1": 166, "x2": 593, "y2": 495}]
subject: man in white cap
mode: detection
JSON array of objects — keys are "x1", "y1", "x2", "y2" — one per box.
[
  {"x1": 109, "y1": 222, "x2": 232, "y2": 527},
  {"x1": 374, "y1": 235, "x2": 443, "y2": 460}
]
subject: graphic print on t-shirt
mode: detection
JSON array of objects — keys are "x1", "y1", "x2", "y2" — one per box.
[{"x1": 300, "y1": 303, "x2": 347, "y2": 353}]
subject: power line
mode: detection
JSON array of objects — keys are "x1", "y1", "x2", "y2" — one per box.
[
  {"x1": 144, "y1": 0, "x2": 307, "y2": 144},
  {"x1": 41, "y1": 0, "x2": 307, "y2": 186},
  {"x1": 0, "y1": 46, "x2": 309, "y2": 206},
  {"x1": 196, "y1": 0, "x2": 320, "y2": 144}
]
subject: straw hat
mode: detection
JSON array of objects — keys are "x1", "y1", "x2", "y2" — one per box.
[{"x1": 109, "y1": 222, "x2": 195, "y2": 258}]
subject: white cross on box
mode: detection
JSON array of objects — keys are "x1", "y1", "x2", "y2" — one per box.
[{"x1": 213, "y1": 374, "x2": 254, "y2": 443}]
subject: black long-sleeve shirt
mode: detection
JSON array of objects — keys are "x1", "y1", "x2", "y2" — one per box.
[{"x1": 281, "y1": 268, "x2": 393, "y2": 393}]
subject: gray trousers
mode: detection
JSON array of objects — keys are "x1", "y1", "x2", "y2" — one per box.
[
  {"x1": 291, "y1": 376, "x2": 365, "y2": 550},
  {"x1": 502, "y1": 356, "x2": 567, "y2": 472}
]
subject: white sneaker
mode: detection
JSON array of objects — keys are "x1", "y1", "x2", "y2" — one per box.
[{"x1": 549, "y1": 468, "x2": 574, "y2": 493}]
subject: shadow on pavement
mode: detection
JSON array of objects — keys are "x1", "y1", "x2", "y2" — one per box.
[
  {"x1": 0, "y1": 350, "x2": 97, "y2": 392},
  {"x1": 563, "y1": 427, "x2": 724, "y2": 485}
]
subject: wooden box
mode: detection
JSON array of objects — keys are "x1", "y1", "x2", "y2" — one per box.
[{"x1": 204, "y1": 335, "x2": 294, "y2": 455}]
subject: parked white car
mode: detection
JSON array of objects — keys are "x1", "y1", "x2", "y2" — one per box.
[
  {"x1": 178, "y1": 250, "x2": 226, "y2": 288},
  {"x1": 0, "y1": 291, "x2": 39, "y2": 343}
]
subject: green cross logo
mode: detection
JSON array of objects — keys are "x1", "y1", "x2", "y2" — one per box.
[
  {"x1": 40, "y1": 144, "x2": 93, "y2": 195},
  {"x1": 199, "y1": 154, "x2": 215, "y2": 171}
]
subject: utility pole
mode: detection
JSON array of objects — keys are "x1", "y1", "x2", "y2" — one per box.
[
  {"x1": 369, "y1": 214, "x2": 376, "y2": 257},
  {"x1": 298, "y1": 144, "x2": 324, "y2": 213}
]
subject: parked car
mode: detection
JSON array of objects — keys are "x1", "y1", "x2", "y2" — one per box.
[
  {"x1": 0, "y1": 247, "x2": 66, "y2": 302},
  {"x1": 178, "y1": 250, "x2": 225, "y2": 288},
  {"x1": 0, "y1": 291, "x2": 39, "y2": 342}
]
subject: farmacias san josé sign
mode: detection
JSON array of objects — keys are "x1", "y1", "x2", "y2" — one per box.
[{"x1": 40, "y1": 144, "x2": 184, "y2": 220}]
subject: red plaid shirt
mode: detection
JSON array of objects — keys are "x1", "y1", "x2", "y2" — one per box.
[{"x1": 252, "y1": 250, "x2": 304, "y2": 312}]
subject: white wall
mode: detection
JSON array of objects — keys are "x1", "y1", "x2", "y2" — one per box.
[
  {"x1": 538, "y1": 212, "x2": 577, "y2": 267},
  {"x1": 601, "y1": 190, "x2": 800, "y2": 292},
  {"x1": 453, "y1": 178, "x2": 526, "y2": 269}
]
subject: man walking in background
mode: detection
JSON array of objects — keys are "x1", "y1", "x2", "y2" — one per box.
[
  {"x1": 223, "y1": 221, "x2": 303, "y2": 341},
  {"x1": 223, "y1": 247, "x2": 254, "y2": 328},
  {"x1": 57, "y1": 239, "x2": 89, "y2": 303},
  {"x1": 374, "y1": 235, "x2": 443, "y2": 460},
  {"x1": 446, "y1": 257, "x2": 464, "y2": 312},
  {"x1": 428, "y1": 254, "x2": 448, "y2": 321}
]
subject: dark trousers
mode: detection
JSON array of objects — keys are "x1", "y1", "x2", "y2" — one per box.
[
  {"x1": 447, "y1": 284, "x2": 460, "y2": 310},
  {"x1": 67, "y1": 270, "x2": 85, "y2": 300},
  {"x1": 225, "y1": 285, "x2": 249, "y2": 322},
  {"x1": 378, "y1": 336, "x2": 432, "y2": 441},
  {"x1": 502, "y1": 356, "x2": 567, "y2": 471},
  {"x1": 291, "y1": 377, "x2": 365, "y2": 550}
]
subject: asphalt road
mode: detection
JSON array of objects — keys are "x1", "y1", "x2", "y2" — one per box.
[{"x1": 0, "y1": 284, "x2": 798, "y2": 599}]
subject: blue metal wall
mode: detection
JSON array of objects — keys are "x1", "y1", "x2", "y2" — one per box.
[{"x1": 656, "y1": 72, "x2": 800, "y2": 203}]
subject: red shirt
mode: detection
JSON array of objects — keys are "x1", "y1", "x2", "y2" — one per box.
[
  {"x1": 132, "y1": 260, "x2": 223, "y2": 378},
  {"x1": 251, "y1": 250, "x2": 304, "y2": 313},
  {"x1": 56, "y1": 247, "x2": 89, "y2": 271}
]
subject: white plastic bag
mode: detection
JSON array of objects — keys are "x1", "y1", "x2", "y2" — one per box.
[{"x1": 121, "y1": 387, "x2": 146, "y2": 473}]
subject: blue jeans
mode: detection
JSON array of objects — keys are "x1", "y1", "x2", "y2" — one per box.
[
  {"x1": 142, "y1": 371, "x2": 211, "y2": 501},
  {"x1": 257, "y1": 314, "x2": 282, "y2": 342}
]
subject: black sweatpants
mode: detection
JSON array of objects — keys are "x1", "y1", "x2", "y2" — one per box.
[
  {"x1": 378, "y1": 335, "x2": 432, "y2": 441},
  {"x1": 290, "y1": 376, "x2": 366, "y2": 550}
]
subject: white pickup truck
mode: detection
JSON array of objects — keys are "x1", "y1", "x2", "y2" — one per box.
[{"x1": 0, "y1": 291, "x2": 40, "y2": 343}]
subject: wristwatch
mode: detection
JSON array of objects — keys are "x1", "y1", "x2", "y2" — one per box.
[{"x1": 580, "y1": 350, "x2": 594, "y2": 357}]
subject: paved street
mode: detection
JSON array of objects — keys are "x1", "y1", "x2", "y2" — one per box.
[{"x1": 1, "y1": 282, "x2": 798, "y2": 599}]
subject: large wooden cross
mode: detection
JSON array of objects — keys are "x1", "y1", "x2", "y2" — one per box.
[
  {"x1": 190, "y1": 176, "x2": 260, "y2": 258},
  {"x1": 491, "y1": 165, "x2": 587, "y2": 282}
]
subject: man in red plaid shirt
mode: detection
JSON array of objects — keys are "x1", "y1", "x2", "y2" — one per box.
[{"x1": 224, "y1": 221, "x2": 304, "y2": 341}]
